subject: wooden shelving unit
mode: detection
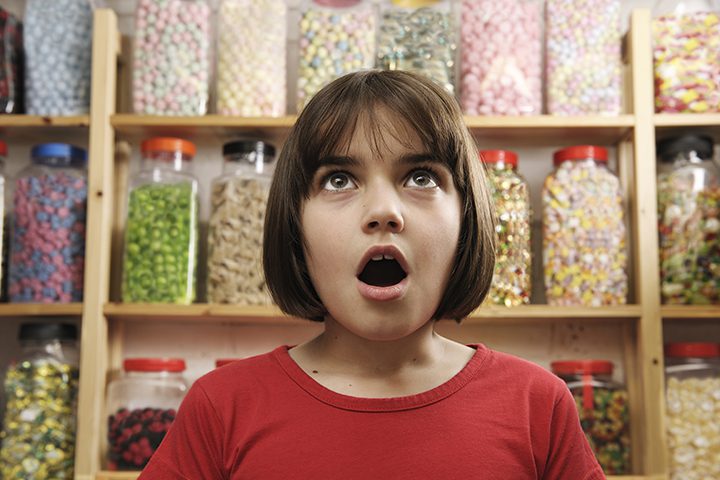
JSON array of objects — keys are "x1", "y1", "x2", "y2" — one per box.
[
  {"x1": 0, "y1": 303, "x2": 84, "y2": 316},
  {"x1": 661, "y1": 306, "x2": 720, "y2": 320}
]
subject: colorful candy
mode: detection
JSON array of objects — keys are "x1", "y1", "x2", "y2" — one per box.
[
  {"x1": 653, "y1": 11, "x2": 720, "y2": 113},
  {"x1": 24, "y1": 0, "x2": 93, "y2": 116},
  {"x1": 0, "y1": 7, "x2": 23, "y2": 113},
  {"x1": 460, "y1": 0, "x2": 541, "y2": 115},
  {"x1": 133, "y1": 0, "x2": 211, "y2": 116},
  {"x1": 545, "y1": 0, "x2": 622, "y2": 116},
  {"x1": 107, "y1": 407, "x2": 177, "y2": 471}
]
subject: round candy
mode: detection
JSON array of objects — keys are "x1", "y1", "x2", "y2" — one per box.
[{"x1": 107, "y1": 407, "x2": 177, "y2": 471}]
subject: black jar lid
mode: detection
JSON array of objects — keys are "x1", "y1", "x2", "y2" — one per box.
[
  {"x1": 223, "y1": 140, "x2": 276, "y2": 160},
  {"x1": 657, "y1": 134, "x2": 714, "y2": 162},
  {"x1": 19, "y1": 323, "x2": 78, "y2": 342}
]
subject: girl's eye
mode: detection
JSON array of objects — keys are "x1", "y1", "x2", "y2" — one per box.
[
  {"x1": 405, "y1": 169, "x2": 439, "y2": 188},
  {"x1": 322, "y1": 172, "x2": 356, "y2": 191}
]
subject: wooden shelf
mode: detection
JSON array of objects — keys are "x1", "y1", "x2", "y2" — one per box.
[
  {"x1": 0, "y1": 303, "x2": 83, "y2": 316},
  {"x1": 0, "y1": 115, "x2": 90, "y2": 139},
  {"x1": 655, "y1": 113, "x2": 720, "y2": 142},
  {"x1": 93, "y1": 473, "x2": 660, "y2": 480},
  {"x1": 661, "y1": 305, "x2": 720, "y2": 320},
  {"x1": 111, "y1": 114, "x2": 295, "y2": 139}
]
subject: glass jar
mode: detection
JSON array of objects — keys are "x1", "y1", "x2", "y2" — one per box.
[
  {"x1": 0, "y1": 142, "x2": 6, "y2": 294},
  {"x1": 460, "y1": 0, "x2": 541, "y2": 115},
  {"x1": 479, "y1": 150, "x2": 531, "y2": 306},
  {"x1": 551, "y1": 360, "x2": 630, "y2": 475},
  {"x1": 665, "y1": 342, "x2": 720, "y2": 480},
  {"x1": 657, "y1": 135, "x2": 720, "y2": 304},
  {"x1": 216, "y1": 0, "x2": 287, "y2": 117},
  {"x1": 24, "y1": 0, "x2": 95, "y2": 116},
  {"x1": 545, "y1": 0, "x2": 622, "y2": 115},
  {"x1": 653, "y1": 0, "x2": 720, "y2": 113},
  {"x1": 105, "y1": 358, "x2": 188, "y2": 471},
  {"x1": 133, "y1": 0, "x2": 211, "y2": 116},
  {"x1": 0, "y1": 322, "x2": 80, "y2": 479},
  {"x1": 542, "y1": 145, "x2": 628, "y2": 306},
  {"x1": 377, "y1": 0, "x2": 456, "y2": 95},
  {"x1": 207, "y1": 140, "x2": 275, "y2": 305},
  {"x1": 122, "y1": 137, "x2": 199, "y2": 304},
  {"x1": 9, "y1": 143, "x2": 88, "y2": 303},
  {"x1": 0, "y1": 7, "x2": 23, "y2": 114},
  {"x1": 297, "y1": 0, "x2": 376, "y2": 111}
]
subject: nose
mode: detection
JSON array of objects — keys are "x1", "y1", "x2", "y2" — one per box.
[{"x1": 362, "y1": 183, "x2": 404, "y2": 234}]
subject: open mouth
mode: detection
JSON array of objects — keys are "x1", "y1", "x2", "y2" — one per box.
[{"x1": 357, "y1": 254, "x2": 407, "y2": 287}]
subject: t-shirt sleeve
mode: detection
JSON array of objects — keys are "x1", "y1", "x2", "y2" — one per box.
[
  {"x1": 138, "y1": 380, "x2": 225, "y2": 480},
  {"x1": 543, "y1": 386, "x2": 607, "y2": 480}
]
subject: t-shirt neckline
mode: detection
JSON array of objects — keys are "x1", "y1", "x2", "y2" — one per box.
[{"x1": 272, "y1": 343, "x2": 489, "y2": 412}]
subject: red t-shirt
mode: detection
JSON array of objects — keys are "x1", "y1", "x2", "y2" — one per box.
[{"x1": 139, "y1": 344, "x2": 605, "y2": 479}]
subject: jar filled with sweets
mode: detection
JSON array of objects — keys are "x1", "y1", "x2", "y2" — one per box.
[
  {"x1": 545, "y1": 0, "x2": 622, "y2": 115},
  {"x1": 133, "y1": 0, "x2": 211, "y2": 115},
  {"x1": 665, "y1": 342, "x2": 720, "y2": 480},
  {"x1": 216, "y1": 0, "x2": 287, "y2": 117},
  {"x1": 0, "y1": 6, "x2": 23, "y2": 114},
  {"x1": 479, "y1": 150, "x2": 531, "y2": 306},
  {"x1": 460, "y1": 0, "x2": 541, "y2": 115},
  {"x1": 9, "y1": 143, "x2": 88, "y2": 303},
  {"x1": 105, "y1": 358, "x2": 188, "y2": 471},
  {"x1": 297, "y1": 0, "x2": 376, "y2": 111},
  {"x1": 657, "y1": 135, "x2": 720, "y2": 304},
  {"x1": 377, "y1": 0, "x2": 455, "y2": 95},
  {"x1": 24, "y1": 0, "x2": 95, "y2": 115},
  {"x1": 653, "y1": 0, "x2": 720, "y2": 113},
  {"x1": 551, "y1": 360, "x2": 630, "y2": 474},
  {"x1": 122, "y1": 137, "x2": 199, "y2": 304},
  {"x1": 542, "y1": 145, "x2": 628, "y2": 306},
  {"x1": 207, "y1": 140, "x2": 275, "y2": 305},
  {"x1": 0, "y1": 142, "x2": 6, "y2": 293},
  {"x1": 0, "y1": 322, "x2": 80, "y2": 479}
]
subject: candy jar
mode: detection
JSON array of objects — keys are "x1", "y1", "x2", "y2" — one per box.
[
  {"x1": 24, "y1": 0, "x2": 95, "y2": 116},
  {"x1": 0, "y1": 142, "x2": 5, "y2": 292},
  {"x1": 105, "y1": 358, "x2": 188, "y2": 471},
  {"x1": 542, "y1": 145, "x2": 628, "y2": 306},
  {"x1": 207, "y1": 140, "x2": 276, "y2": 305},
  {"x1": 0, "y1": 322, "x2": 80, "y2": 479},
  {"x1": 545, "y1": 0, "x2": 622, "y2": 115},
  {"x1": 665, "y1": 342, "x2": 720, "y2": 479},
  {"x1": 133, "y1": 0, "x2": 211, "y2": 116},
  {"x1": 9, "y1": 143, "x2": 88, "y2": 303},
  {"x1": 460, "y1": 0, "x2": 541, "y2": 115},
  {"x1": 297, "y1": 0, "x2": 376, "y2": 111},
  {"x1": 479, "y1": 150, "x2": 531, "y2": 306},
  {"x1": 216, "y1": 0, "x2": 287, "y2": 117},
  {"x1": 653, "y1": 0, "x2": 720, "y2": 113},
  {"x1": 551, "y1": 360, "x2": 630, "y2": 474},
  {"x1": 0, "y1": 6, "x2": 23, "y2": 114},
  {"x1": 377, "y1": 0, "x2": 456, "y2": 95},
  {"x1": 122, "y1": 137, "x2": 199, "y2": 304}
]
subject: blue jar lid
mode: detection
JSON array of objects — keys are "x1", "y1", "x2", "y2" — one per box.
[{"x1": 31, "y1": 143, "x2": 88, "y2": 167}]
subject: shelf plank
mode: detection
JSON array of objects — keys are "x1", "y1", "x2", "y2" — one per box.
[
  {"x1": 111, "y1": 114, "x2": 295, "y2": 139},
  {"x1": 94, "y1": 473, "x2": 659, "y2": 480},
  {"x1": 0, "y1": 115, "x2": 90, "y2": 128},
  {"x1": 655, "y1": 113, "x2": 720, "y2": 142},
  {"x1": 0, "y1": 303, "x2": 83, "y2": 316},
  {"x1": 661, "y1": 305, "x2": 720, "y2": 320}
]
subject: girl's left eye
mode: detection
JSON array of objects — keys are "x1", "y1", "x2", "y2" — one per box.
[{"x1": 405, "y1": 169, "x2": 439, "y2": 188}]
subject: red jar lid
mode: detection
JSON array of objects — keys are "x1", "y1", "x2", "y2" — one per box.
[
  {"x1": 215, "y1": 358, "x2": 241, "y2": 368},
  {"x1": 553, "y1": 145, "x2": 608, "y2": 166},
  {"x1": 551, "y1": 360, "x2": 614, "y2": 375},
  {"x1": 141, "y1": 137, "x2": 196, "y2": 157},
  {"x1": 124, "y1": 358, "x2": 186, "y2": 372},
  {"x1": 665, "y1": 342, "x2": 720, "y2": 358},
  {"x1": 0, "y1": 141, "x2": 6, "y2": 156},
  {"x1": 479, "y1": 150, "x2": 518, "y2": 168}
]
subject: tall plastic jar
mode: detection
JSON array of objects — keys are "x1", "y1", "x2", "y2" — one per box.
[
  {"x1": 542, "y1": 146, "x2": 628, "y2": 306},
  {"x1": 216, "y1": 0, "x2": 287, "y2": 117},
  {"x1": 9, "y1": 143, "x2": 88, "y2": 303},
  {"x1": 653, "y1": 0, "x2": 720, "y2": 113},
  {"x1": 122, "y1": 138, "x2": 199, "y2": 304},
  {"x1": 377, "y1": 0, "x2": 456, "y2": 95},
  {"x1": 207, "y1": 140, "x2": 275, "y2": 305},
  {"x1": 479, "y1": 150, "x2": 531, "y2": 306},
  {"x1": 105, "y1": 358, "x2": 188, "y2": 471},
  {"x1": 545, "y1": 0, "x2": 622, "y2": 115},
  {"x1": 551, "y1": 360, "x2": 630, "y2": 475},
  {"x1": 0, "y1": 7, "x2": 23, "y2": 114},
  {"x1": 0, "y1": 322, "x2": 79, "y2": 479},
  {"x1": 657, "y1": 135, "x2": 720, "y2": 304},
  {"x1": 297, "y1": 0, "x2": 376, "y2": 111},
  {"x1": 133, "y1": 0, "x2": 211, "y2": 116},
  {"x1": 665, "y1": 342, "x2": 720, "y2": 480},
  {"x1": 460, "y1": 0, "x2": 541, "y2": 115},
  {"x1": 23, "y1": 0, "x2": 95, "y2": 116}
]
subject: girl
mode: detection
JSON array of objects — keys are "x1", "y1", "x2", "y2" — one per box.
[{"x1": 139, "y1": 70, "x2": 605, "y2": 479}]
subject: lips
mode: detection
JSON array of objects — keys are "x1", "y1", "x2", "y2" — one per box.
[{"x1": 356, "y1": 245, "x2": 409, "y2": 302}]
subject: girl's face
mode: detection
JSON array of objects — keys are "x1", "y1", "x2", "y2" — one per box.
[{"x1": 301, "y1": 108, "x2": 462, "y2": 341}]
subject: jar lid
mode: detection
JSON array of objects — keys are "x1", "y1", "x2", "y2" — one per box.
[
  {"x1": 31, "y1": 143, "x2": 88, "y2": 166},
  {"x1": 553, "y1": 145, "x2": 608, "y2": 166},
  {"x1": 665, "y1": 342, "x2": 720, "y2": 358},
  {"x1": 141, "y1": 137, "x2": 196, "y2": 158},
  {"x1": 656, "y1": 134, "x2": 714, "y2": 162},
  {"x1": 124, "y1": 358, "x2": 186, "y2": 372},
  {"x1": 0, "y1": 140, "x2": 6, "y2": 156},
  {"x1": 215, "y1": 358, "x2": 241, "y2": 368},
  {"x1": 19, "y1": 322, "x2": 78, "y2": 342},
  {"x1": 223, "y1": 140, "x2": 276, "y2": 160},
  {"x1": 550, "y1": 360, "x2": 614, "y2": 375},
  {"x1": 479, "y1": 150, "x2": 518, "y2": 168}
]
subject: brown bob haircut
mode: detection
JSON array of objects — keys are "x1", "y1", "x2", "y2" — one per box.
[{"x1": 263, "y1": 70, "x2": 496, "y2": 322}]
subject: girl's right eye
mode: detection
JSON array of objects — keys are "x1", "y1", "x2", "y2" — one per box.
[{"x1": 321, "y1": 172, "x2": 356, "y2": 191}]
